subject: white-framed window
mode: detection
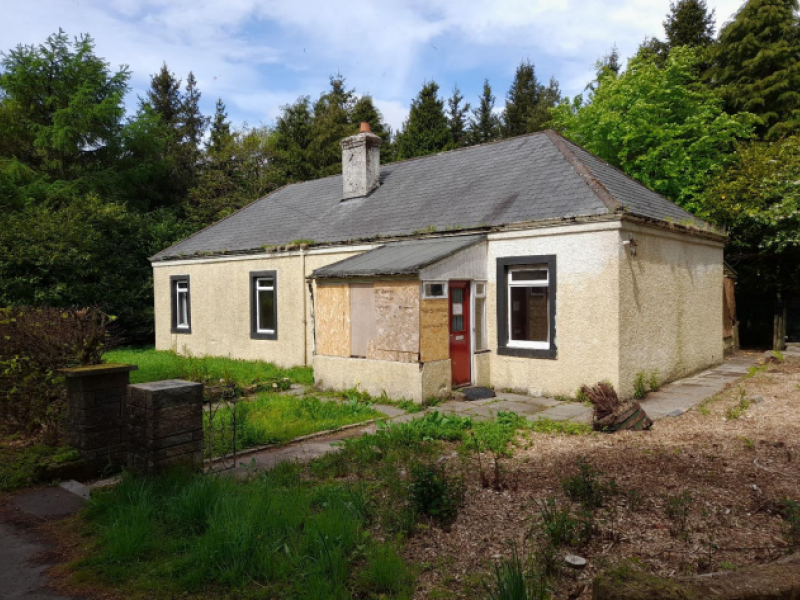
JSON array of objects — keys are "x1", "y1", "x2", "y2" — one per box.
[
  {"x1": 421, "y1": 281, "x2": 448, "y2": 299},
  {"x1": 251, "y1": 271, "x2": 277, "y2": 340},
  {"x1": 507, "y1": 266, "x2": 550, "y2": 350},
  {"x1": 474, "y1": 282, "x2": 486, "y2": 298},
  {"x1": 171, "y1": 276, "x2": 191, "y2": 333}
]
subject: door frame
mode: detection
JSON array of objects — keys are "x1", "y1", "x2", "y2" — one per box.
[{"x1": 448, "y1": 280, "x2": 473, "y2": 387}]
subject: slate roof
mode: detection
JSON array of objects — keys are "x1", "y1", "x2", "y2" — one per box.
[
  {"x1": 312, "y1": 235, "x2": 485, "y2": 279},
  {"x1": 152, "y1": 130, "x2": 704, "y2": 261}
]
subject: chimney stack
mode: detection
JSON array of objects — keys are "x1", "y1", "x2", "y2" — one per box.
[{"x1": 340, "y1": 122, "x2": 382, "y2": 200}]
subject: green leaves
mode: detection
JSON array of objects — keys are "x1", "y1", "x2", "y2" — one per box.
[{"x1": 553, "y1": 46, "x2": 754, "y2": 211}]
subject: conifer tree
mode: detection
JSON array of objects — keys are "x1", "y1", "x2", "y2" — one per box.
[
  {"x1": 142, "y1": 63, "x2": 182, "y2": 128},
  {"x1": 351, "y1": 95, "x2": 393, "y2": 160},
  {"x1": 207, "y1": 98, "x2": 233, "y2": 153},
  {"x1": 271, "y1": 97, "x2": 315, "y2": 182},
  {"x1": 712, "y1": 0, "x2": 800, "y2": 139},
  {"x1": 503, "y1": 60, "x2": 540, "y2": 137},
  {"x1": 664, "y1": 0, "x2": 716, "y2": 49},
  {"x1": 309, "y1": 73, "x2": 357, "y2": 176},
  {"x1": 181, "y1": 72, "x2": 207, "y2": 150},
  {"x1": 447, "y1": 85, "x2": 470, "y2": 147},
  {"x1": 394, "y1": 81, "x2": 452, "y2": 159},
  {"x1": 469, "y1": 79, "x2": 500, "y2": 144}
]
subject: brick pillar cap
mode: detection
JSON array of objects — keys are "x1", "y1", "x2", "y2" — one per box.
[{"x1": 58, "y1": 363, "x2": 138, "y2": 377}]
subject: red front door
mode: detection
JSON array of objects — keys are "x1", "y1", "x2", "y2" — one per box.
[{"x1": 449, "y1": 281, "x2": 471, "y2": 387}]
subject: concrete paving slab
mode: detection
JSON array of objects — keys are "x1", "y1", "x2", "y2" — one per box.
[
  {"x1": 58, "y1": 480, "x2": 90, "y2": 501},
  {"x1": 10, "y1": 487, "x2": 86, "y2": 519},
  {"x1": 532, "y1": 403, "x2": 592, "y2": 422},
  {"x1": 0, "y1": 521, "x2": 77, "y2": 600}
]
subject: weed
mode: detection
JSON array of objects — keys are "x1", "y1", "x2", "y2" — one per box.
[
  {"x1": 535, "y1": 498, "x2": 595, "y2": 549},
  {"x1": 648, "y1": 371, "x2": 659, "y2": 392},
  {"x1": 725, "y1": 388, "x2": 750, "y2": 420},
  {"x1": 739, "y1": 436, "x2": 755, "y2": 450},
  {"x1": 528, "y1": 419, "x2": 591, "y2": 436},
  {"x1": 562, "y1": 458, "x2": 618, "y2": 509},
  {"x1": 745, "y1": 364, "x2": 768, "y2": 379},
  {"x1": 625, "y1": 488, "x2": 644, "y2": 511},
  {"x1": 720, "y1": 561, "x2": 737, "y2": 570},
  {"x1": 772, "y1": 350, "x2": 785, "y2": 363},
  {"x1": 408, "y1": 462, "x2": 465, "y2": 527},
  {"x1": 361, "y1": 543, "x2": 415, "y2": 598},
  {"x1": 484, "y1": 547, "x2": 550, "y2": 600},
  {"x1": 633, "y1": 371, "x2": 648, "y2": 400},
  {"x1": 665, "y1": 491, "x2": 693, "y2": 538},
  {"x1": 575, "y1": 387, "x2": 589, "y2": 403},
  {"x1": 782, "y1": 498, "x2": 800, "y2": 546},
  {"x1": 465, "y1": 411, "x2": 528, "y2": 489}
]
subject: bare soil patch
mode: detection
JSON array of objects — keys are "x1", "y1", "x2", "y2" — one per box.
[{"x1": 407, "y1": 356, "x2": 800, "y2": 599}]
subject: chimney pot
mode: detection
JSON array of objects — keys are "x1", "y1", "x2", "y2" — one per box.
[{"x1": 340, "y1": 126, "x2": 382, "y2": 200}]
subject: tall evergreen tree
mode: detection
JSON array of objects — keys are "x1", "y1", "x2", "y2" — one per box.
[
  {"x1": 469, "y1": 79, "x2": 500, "y2": 144},
  {"x1": 447, "y1": 85, "x2": 470, "y2": 147},
  {"x1": 309, "y1": 73, "x2": 357, "y2": 176},
  {"x1": 712, "y1": 0, "x2": 800, "y2": 139},
  {"x1": 350, "y1": 95, "x2": 394, "y2": 161},
  {"x1": 271, "y1": 97, "x2": 315, "y2": 182},
  {"x1": 207, "y1": 98, "x2": 233, "y2": 153},
  {"x1": 181, "y1": 72, "x2": 207, "y2": 150},
  {"x1": 503, "y1": 60, "x2": 559, "y2": 135},
  {"x1": 664, "y1": 0, "x2": 716, "y2": 48},
  {"x1": 142, "y1": 63, "x2": 182, "y2": 128},
  {"x1": 503, "y1": 60, "x2": 540, "y2": 137},
  {"x1": 394, "y1": 81, "x2": 452, "y2": 159}
]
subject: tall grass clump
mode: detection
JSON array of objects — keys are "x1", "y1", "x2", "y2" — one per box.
[{"x1": 82, "y1": 468, "x2": 414, "y2": 599}]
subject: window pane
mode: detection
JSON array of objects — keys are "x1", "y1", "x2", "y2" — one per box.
[
  {"x1": 451, "y1": 288, "x2": 463, "y2": 303},
  {"x1": 452, "y1": 314, "x2": 464, "y2": 332},
  {"x1": 475, "y1": 297, "x2": 486, "y2": 350},
  {"x1": 177, "y1": 292, "x2": 188, "y2": 327},
  {"x1": 258, "y1": 289, "x2": 275, "y2": 331},
  {"x1": 257, "y1": 277, "x2": 274, "y2": 289},
  {"x1": 511, "y1": 269, "x2": 547, "y2": 282},
  {"x1": 427, "y1": 283, "x2": 444, "y2": 297},
  {"x1": 510, "y1": 286, "x2": 548, "y2": 342}
]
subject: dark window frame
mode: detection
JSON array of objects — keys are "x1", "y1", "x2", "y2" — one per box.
[
  {"x1": 496, "y1": 255, "x2": 557, "y2": 359},
  {"x1": 170, "y1": 275, "x2": 192, "y2": 334},
  {"x1": 250, "y1": 270, "x2": 278, "y2": 340}
]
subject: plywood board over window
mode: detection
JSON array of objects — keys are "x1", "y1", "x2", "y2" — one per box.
[
  {"x1": 420, "y1": 298, "x2": 449, "y2": 362},
  {"x1": 350, "y1": 283, "x2": 377, "y2": 357},
  {"x1": 367, "y1": 281, "x2": 420, "y2": 362},
  {"x1": 316, "y1": 284, "x2": 351, "y2": 357}
]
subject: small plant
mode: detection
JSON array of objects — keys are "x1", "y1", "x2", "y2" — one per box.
[
  {"x1": 536, "y1": 498, "x2": 595, "y2": 549},
  {"x1": 625, "y1": 488, "x2": 644, "y2": 511},
  {"x1": 484, "y1": 548, "x2": 549, "y2": 600},
  {"x1": 648, "y1": 371, "x2": 659, "y2": 392},
  {"x1": 633, "y1": 371, "x2": 647, "y2": 400},
  {"x1": 408, "y1": 462, "x2": 465, "y2": 527},
  {"x1": 361, "y1": 543, "x2": 415, "y2": 597},
  {"x1": 562, "y1": 458, "x2": 617, "y2": 509},
  {"x1": 725, "y1": 387, "x2": 750, "y2": 420},
  {"x1": 782, "y1": 498, "x2": 800, "y2": 546},
  {"x1": 665, "y1": 491, "x2": 693, "y2": 538},
  {"x1": 772, "y1": 350, "x2": 785, "y2": 363}
]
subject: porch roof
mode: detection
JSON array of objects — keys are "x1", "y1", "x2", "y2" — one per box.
[{"x1": 311, "y1": 235, "x2": 485, "y2": 279}]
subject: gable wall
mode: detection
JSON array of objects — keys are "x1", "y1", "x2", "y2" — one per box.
[{"x1": 616, "y1": 223, "x2": 724, "y2": 398}]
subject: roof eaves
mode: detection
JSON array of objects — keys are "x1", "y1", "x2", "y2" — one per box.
[{"x1": 544, "y1": 129, "x2": 623, "y2": 213}]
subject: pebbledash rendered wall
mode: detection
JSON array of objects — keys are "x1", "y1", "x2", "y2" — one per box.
[
  {"x1": 616, "y1": 222, "x2": 724, "y2": 398},
  {"x1": 153, "y1": 246, "x2": 374, "y2": 367}
]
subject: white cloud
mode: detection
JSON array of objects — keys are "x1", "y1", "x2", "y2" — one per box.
[{"x1": 0, "y1": 0, "x2": 749, "y2": 132}]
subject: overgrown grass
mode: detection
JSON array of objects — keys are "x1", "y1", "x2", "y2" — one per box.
[
  {"x1": 103, "y1": 346, "x2": 314, "y2": 386},
  {"x1": 206, "y1": 394, "x2": 384, "y2": 455},
  {"x1": 0, "y1": 437, "x2": 80, "y2": 491},
  {"x1": 78, "y1": 468, "x2": 414, "y2": 599}
]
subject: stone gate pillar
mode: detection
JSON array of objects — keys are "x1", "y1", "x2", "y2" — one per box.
[
  {"x1": 126, "y1": 379, "x2": 204, "y2": 473},
  {"x1": 60, "y1": 364, "x2": 137, "y2": 471}
]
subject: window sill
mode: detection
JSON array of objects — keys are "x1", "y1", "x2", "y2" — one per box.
[
  {"x1": 497, "y1": 346, "x2": 557, "y2": 359},
  {"x1": 251, "y1": 331, "x2": 277, "y2": 341},
  {"x1": 171, "y1": 327, "x2": 192, "y2": 334},
  {"x1": 474, "y1": 349, "x2": 492, "y2": 355}
]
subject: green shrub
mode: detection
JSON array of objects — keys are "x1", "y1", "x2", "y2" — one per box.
[
  {"x1": 408, "y1": 462, "x2": 465, "y2": 526},
  {"x1": 562, "y1": 458, "x2": 618, "y2": 509},
  {"x1": 783, "y1": 498, "x2": 800, "y2": 546}
]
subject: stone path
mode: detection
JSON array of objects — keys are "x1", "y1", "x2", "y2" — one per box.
[{"x1": 233, "y1": 353, "x2": 761, "y2": 476}]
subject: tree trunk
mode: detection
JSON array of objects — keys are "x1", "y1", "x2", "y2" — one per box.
[{"x1": 773, "y1": 299, "x2": 787, "y2": 351}]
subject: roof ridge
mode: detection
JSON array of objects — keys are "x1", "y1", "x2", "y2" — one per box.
[{"x1": 544, "y1": 130, "x2": 623, "y2": 213}]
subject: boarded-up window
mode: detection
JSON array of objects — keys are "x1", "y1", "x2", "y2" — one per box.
[{"x1": 350, "y1": 283, "x2": 376, "y2": 357}]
